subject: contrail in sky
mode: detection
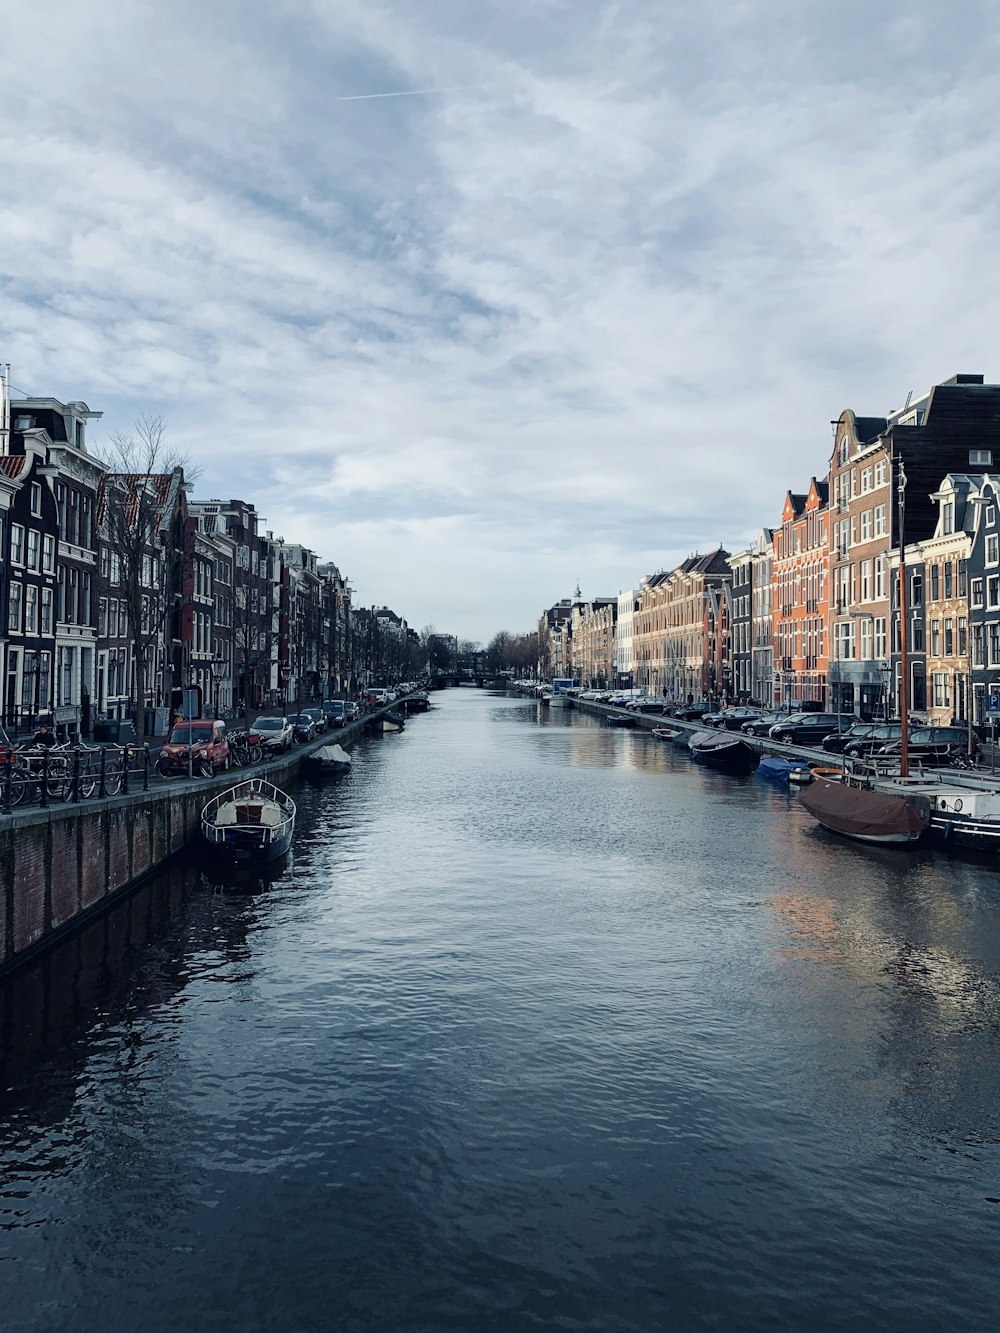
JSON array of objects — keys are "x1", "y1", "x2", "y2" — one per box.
[{"x1": 335, "y1": 86, "x2": 475, "y2": 101}]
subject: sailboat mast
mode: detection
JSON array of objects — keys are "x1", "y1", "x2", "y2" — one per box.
[{"x1": 897, "y1": 459, "x2": 909, "y2": 779}]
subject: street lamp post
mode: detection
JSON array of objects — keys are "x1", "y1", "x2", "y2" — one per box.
[
  {"x1": 210, "y1": 656, "x2": 226, "y2": 721},
  {"x1": 187, "y1": 671, "x2": 195, "y2": 780},
  {"x1": 280, "y1": 663, "x2": 291, "y2": 715}
]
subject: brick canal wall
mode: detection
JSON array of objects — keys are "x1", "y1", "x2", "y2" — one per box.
[{"x1": 0, "y1": 716, "x2": 374, "y2": 977}]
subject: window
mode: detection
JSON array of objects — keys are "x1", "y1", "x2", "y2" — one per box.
[
  {"x1": 944, "y1": 562, "x2": 953, "y2": 599},
  {"x1": 930, "y1": 620, "x2": 940, "y2": 655},
  {"x1": 988, "y1": 533, "x2": 1000, "y2": 566},
  {"x1": 24, "y1": 585, "x2": 38, "y2": 634},
  {"x1": 974, "y1": 624, "x2": 986, "y2": 667},
  {"x1": 38, "y1": 652, "x2": 51, "y2": 710},
  {"x1": 990, "y1": 625, "x2": 1000, "y2": 668},
  {"x1": 8, "y1": 581, "x2": 22, "y2": 632},
  {"x1": 874, "y1": 617, "x2": 887, "y2": 659},
  {"x1": 933, "y1": 673, "x2": 949, "y2": 708},
  {"x1": 911, "y1": 618, "x2": 924, "y2": 652},
  {"x1": 958, "y1": 559, "x2": 968, "y2": 597},
  {"x1": 959, "y1": 617, "x2": 967, "y2": 656},
  {"x1": 972, "y1": 578, "x2": 984, "y2": 608},
  {"x1": 40, "y1": 588, "x2": 53, "y2": 635},
  {"x1": 930, "y1": 565, "x2": 940, "y2": 601},
  {"x1": 10, "y1": 523, "x2": 24, "y2": 564},
  {"x1": 98, "y1": 597, "x2": 108, "y2": 636},
  {"x1": 21, "y1": 650, "x2": 37, "y2": 710},
  {"x1": 26, "y1": 529, "x2": 40, "y2": 571},
  {"x1": 989, "y1": 575, "x2": 1000, "y2": 610},
  {"x1": 942, "y1": 501, "x2": 955, "y2": 535},
  {"x1": 944, "y1": 618, "x2": 954, "y2": 656},
  {"x1": 860, "y1": 617, "x2": 873, "y2": 659},
  {"x1": 874, "y1": 505, "x2": 887, "y2": 538},
  {"x1": 861, "y1": 560, "x2": 872, "y2": 601},
  {"x1": 30, "y1": 482, "x2": 42, "y2": 516},
  {"x1": 911, "y1": 572, "x2": 923, "y2": 606},
  {"x1": 970, "y1": 449, "x2": 993, "y2": 466},
  {"x1": 874, "y1": 556, "x2": 885, "y2": 599},
  {"x1": 861, "y1": 467, "x2": 872, "y2": 494},
  {"x1": 874, "y1": 459, "x2": 887, "y2": 486},
  {"x1": 861, "y1": 510, "x2": 873, "y2": 542},
  {"x1": 42, "y1": 534, "x2": 55, "y2": 573}
]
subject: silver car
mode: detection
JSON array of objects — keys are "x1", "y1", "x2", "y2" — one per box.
[{"x1": 254, "y1": 716, "x2": 293, "y2": 752}]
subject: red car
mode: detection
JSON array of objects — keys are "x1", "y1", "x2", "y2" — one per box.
[{"x1": 157, "y1": 719, "x2": 230, "y2": 778}]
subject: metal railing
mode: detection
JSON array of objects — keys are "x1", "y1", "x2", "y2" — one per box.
[{"x1": 1, "y1": 744, "x2": 151, "y2": 814}]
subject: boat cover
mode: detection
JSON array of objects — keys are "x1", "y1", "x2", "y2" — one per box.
[
  {"x1": 758, "y1": 756, "x2": 809, "y2": 783},
  {"x1": 314, "y1": 744, "x2": 352, "y2": 766},
  {"x1": 798, "y1": 779, "x2": 927, "y2": 840}
]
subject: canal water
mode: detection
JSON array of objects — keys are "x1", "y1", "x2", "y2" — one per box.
[{"x1": 3, "y1": 690, "x2": 1000, "y2": 1331}]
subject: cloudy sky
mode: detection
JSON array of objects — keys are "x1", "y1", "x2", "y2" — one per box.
[{"x1": 3, "y1": 1, "x2": 1000, "y2": 642}]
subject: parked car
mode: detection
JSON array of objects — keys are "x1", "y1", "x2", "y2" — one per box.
[
  {"x1": 706, "y1": 707, "x2": 762, "y2": 731},
  {"x1": 841, "y1": 723, "x2": 909, "y2": 759},
  {"x1": 768, "y1": 713, "x2": 851, "y2": 746},
  {"x1": 287, "y1": 713, "x2": 317, "y2": 743},
  {"x1": 254, "y1": 716, "x2": 293, "y2": 752},
  {"x1": 877, "y1": 726, "x2": 977, "y2": 767},
  {"x1": 671, "y1": 703, "x2": 715, "y2": 721},
  {"x1": 741, "y1": 711, "x2": 796, "y2": 737},
  {"x1": 156, "y1": 719, "x2": 229, "y2": 777},
  {"x1": 301, "y1": 707, "x2": 327, "y2": 734},
  {"x1": 323, "y1": 700, "x2": 347, "y2": 726},
  {"x1": 822, "y1": 722, "x2": 882, "y2": 755},
  {"x1": 626, "y1": 699, "x2": 668, "y2": 715}
]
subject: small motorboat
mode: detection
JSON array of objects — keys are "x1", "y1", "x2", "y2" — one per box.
[
  {"x1": 688, "y1": 730, "x2": 759, "y2": 775},
  {"x1": 302, "y1": 743, "x2": 352, "y2": 776},
  {"x1": 368, "y1": 710, "x2": 405, "y2": 734},
  {"x1": 607, "y1": 714, "x2": 636, "y2": 728},
  {"x1": 758, "y1": 755, "x2": 812, "y2": 784},
  {"x1": 201, "y1": 778, "x2": 296, "y2": 864}
]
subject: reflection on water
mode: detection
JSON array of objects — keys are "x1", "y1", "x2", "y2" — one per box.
[{"x1": 3, "y1": 690, "x2": 1000, "y2": 1332}]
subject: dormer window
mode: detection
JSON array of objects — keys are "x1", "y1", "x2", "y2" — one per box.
[
  {"x1": 971, "y1": 449, "x2": 992, "y2": 466},
  {"x1": 15, "y1": 415, "x2": 31, "y2": 431}
]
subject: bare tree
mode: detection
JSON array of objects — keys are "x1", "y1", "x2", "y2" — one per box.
[{"x1": 98, "y1": 416, "x2": 194, "y2": 741}]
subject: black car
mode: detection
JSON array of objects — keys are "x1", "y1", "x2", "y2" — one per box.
[
  {"x1": 768, "y1": 713, "x2": 850, "y2": 746},
  {"x1": 287, "y1": 713, "x2": 317, "y2": 743},
  {"x1": 301, "y1": 707, "x2": 328, "y2": 734},
  {"x1": 821, "y1": 722, "x2": 881, "y2": 755},
  {"x1": 877, "y1": 726, "x2": 977, "y2": 767},
  {"x1": 706, "y1": 707, "x2": 762, "y2": 731},
  {"x1": 741, "y1": 711, "x2": 795, "y2": 737},
  {"x1": 672, "y1": 703, "x2": 716, "y2": 721},
  {"x1": 841, "y1": 723, "x2": 908, "y2": 759}
]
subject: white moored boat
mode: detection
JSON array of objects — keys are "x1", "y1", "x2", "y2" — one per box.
[{"x1": 201, "y1": 778, "x2": 296, "y2": 864}]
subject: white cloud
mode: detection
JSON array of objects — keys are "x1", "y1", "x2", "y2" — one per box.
[{"x1": 3, "y1": 0, "x2": 1000, "y2": 639}]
